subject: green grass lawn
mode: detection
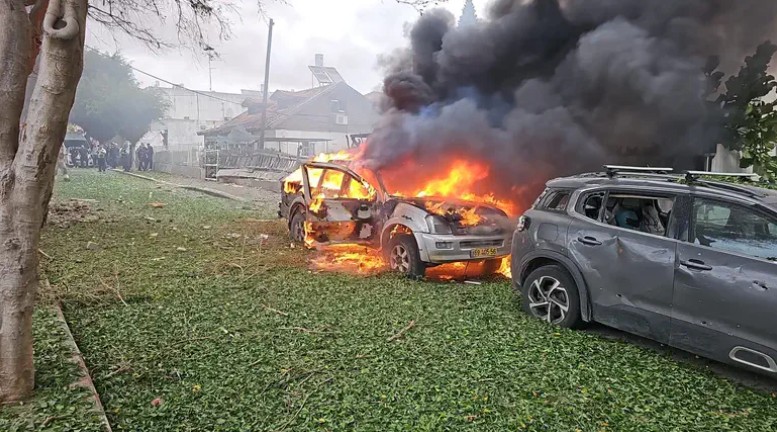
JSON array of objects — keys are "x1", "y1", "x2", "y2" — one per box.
[{"x1": 30, "y1": 170, "x2": 777, "y2": 431}]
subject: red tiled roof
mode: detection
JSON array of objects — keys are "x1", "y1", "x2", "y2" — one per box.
[{"x1": 203, "y1": 84, "x2": 340, "y2": 137}]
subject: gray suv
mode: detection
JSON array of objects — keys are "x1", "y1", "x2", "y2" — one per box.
[{"x1": 511, "y1": 166, "x2": 777, "y2": 377}]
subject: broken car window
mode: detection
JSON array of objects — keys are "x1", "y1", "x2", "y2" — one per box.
[
  {"x1": 540, "y1": 190, "x2": 571, "y2": 212},
  {"x1": 604, "y1": 194, "x2": 674, "y2": 236},
  {"x1": 580, "y1": 192, "x2": 605, "y2": 221},
  {"x1": 692, "y1": 199, "x2": 777, "y2": 260},
  {"x1": 319, "y1": 169, "x2": 346, "y2": 198}
]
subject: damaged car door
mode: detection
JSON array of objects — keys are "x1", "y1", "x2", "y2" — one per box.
[
  {"x1": 672, "y1": 196, "x2": 777, "y2": 374},
  {"x1": 301, "y1": 162, "x2": 380, "y2": 244},
  {"x1": 568, "y1": 189, "x2": 681, "y2": 343}
]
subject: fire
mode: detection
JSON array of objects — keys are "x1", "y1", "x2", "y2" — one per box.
[
  {"x1": 391, "y1": 159, "x2": 518, "y2": 217},
  {"x1": 309, "y1": 244, "x2": 385, "y2": 275},
  {"x1": 292, "y1": 144, "x2": 523, "y2": 280}
]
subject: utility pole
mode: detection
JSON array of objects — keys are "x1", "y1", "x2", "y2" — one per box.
[
  {"x1": 258, "y1": 18, "x2": 275, "y2": 151},
  {"x1": 208, "y1": 53, "x2": 214, "y2": 92}
]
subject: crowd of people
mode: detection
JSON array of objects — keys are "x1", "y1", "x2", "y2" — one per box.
[
  {"x1": 57, "y1": 138, "x2": 155, "y2": 182},
  {"x1": 62, "y1": 140, "x2": 154, "y2": 173}
]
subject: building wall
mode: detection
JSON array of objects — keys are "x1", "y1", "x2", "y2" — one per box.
[{"x1": 149, "y1": 86, "x2": 259, "y2": 152}]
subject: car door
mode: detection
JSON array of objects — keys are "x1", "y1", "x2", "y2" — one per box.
[
  {"x1": 567, "y1": 188, "x2": 681, "y2": 343},
  {"x1": 301, "y1": 162, "x2": 380, "y2": 244},
  {"x1": 671, "y1": 196, "x2": 777, "y2": 374}
]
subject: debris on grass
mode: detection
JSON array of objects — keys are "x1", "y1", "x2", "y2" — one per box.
[
  {"x1": 47, "y1": 199, "x2": 99, "y2": 228},
  {"x1": 387, "y1": 320, "x2": 416, "y2": 342},
  {"x1": 148, "y1": 202, "x2": 166, "y2": 209},
  {"x1": 86, "y1": 241, "x2": 101, "y2": 251},
  {"x1": 261, "y1": 303, "x2": 289, "y2": 317}
]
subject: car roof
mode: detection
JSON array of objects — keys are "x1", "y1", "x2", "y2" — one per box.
[{"x1": 547, "y1": 172, "x2": 777, "y2": 209}]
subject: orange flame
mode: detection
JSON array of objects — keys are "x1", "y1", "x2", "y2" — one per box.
[{"x1": 295, "y1": 145, "x2": 521, "y2": 280}]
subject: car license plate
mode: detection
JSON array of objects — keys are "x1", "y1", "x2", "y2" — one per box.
[{"x1": 471, "y1": 248, "x2": 498, "y2": 258}]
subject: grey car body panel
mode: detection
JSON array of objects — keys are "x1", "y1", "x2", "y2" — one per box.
[{"x1": 514, "y1": 173, "x2": 777, "y2": 376}]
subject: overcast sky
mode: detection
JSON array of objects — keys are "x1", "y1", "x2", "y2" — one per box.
[{"x1": 86, "y1": 0, "x2": 486, "y2": 95}]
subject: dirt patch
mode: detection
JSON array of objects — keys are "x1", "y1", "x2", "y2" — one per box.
[
  {"x1": 207, "y1": 218, "x2": 308, "y2": 276},
  {"x1": 47, "y1": 199, "x2": 100, "y2": 228}
]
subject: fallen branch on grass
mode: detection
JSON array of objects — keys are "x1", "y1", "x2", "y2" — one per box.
[
  {"x1": 277, "y1": 377, "x2": 334, "y2": 432},
  {"x1": 261, "y1": 303, "x2": 289, "y2": 317},
  {"x1": 280, "y1": 326, "x2": 333, "y2": 335},
  {"x1": 104, "y1": 364, "x2": 132, "y2": 379},
  {"x1": 387, "y1": 320, "x2": 416, "y2": 342},
  {"x1": 38, "y1": 249, "x2": 53, "y2": 260},
  {"x1": 97, "y1": 275, "x2": 128, "y2": 307}
]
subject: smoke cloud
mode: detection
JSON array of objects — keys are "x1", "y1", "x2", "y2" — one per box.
[{"x1": 366, "y1": 0, "x2": 777, "y2": 201}]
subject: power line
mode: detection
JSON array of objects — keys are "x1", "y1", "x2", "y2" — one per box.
[{"x1": 85, "y1": 45, "x2": 250, "y2": 105}]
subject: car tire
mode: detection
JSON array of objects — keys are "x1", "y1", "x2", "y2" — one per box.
[
  {"x1": 387, "y1": 234, "x2": 426, "y2": 278},
  {"x1": 522, "y1": 265, "x2": 583, "y2": 329},
  {"x1": 480, "y1": 258, "x2": 503, "y2": 276},
  {"x1": 289, "y1": 210, "x2": 306, "y2": 243}
]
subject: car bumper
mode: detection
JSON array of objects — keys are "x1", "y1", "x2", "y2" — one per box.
[{"x1": 414, "y1": 233, "x2": 511, "y2": 264}]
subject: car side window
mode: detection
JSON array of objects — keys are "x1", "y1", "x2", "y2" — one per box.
[
  {"x1": 307, "y1": 168, "x2": 325, "y2": 196},
  {"x1": 539, "y1": 190, "x2": 571, "y2": 212},
  {"x1": 579, "y1": 192, "x2": 605, "y2": 221},
  {"x1": 692, "y1": 198, "x2": 777, "y2": 260},
  {"x1": 604, "y1": 193, "x2": 675, "y2": 236},
  {"x1": 319, "y1": 169, "x2": 346, "y2": 198}
]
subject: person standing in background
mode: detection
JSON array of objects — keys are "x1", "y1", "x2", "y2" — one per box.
[
  {"x1": 146, "y1": 143, "x2": 154, "y2": 171},
  {"x1": 96, "y1": 145, "x2": 108, "y2": 172},
  {"x1": 120, "y1": 143, "x2": 131, "y2": 172}
]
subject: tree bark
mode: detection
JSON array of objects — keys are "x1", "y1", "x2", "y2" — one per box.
[{"x1": 0, "y1": 0, "x2": 87, "y2": 404}]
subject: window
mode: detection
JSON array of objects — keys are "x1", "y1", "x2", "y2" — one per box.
[
  {"x1": 691, "y1": 199, "x2": 777, "y2": 260},
  {"x1": 319, "y1": 169, "x2": 346, "y2": 198},
  {"x1": 579, "y1": 192, "x2": 605, "y2": 220},
  {"x1": 539, "y1": 190, "x2": 571, "y2": 212},
  {"x1": 604, "y1": 193, "x2": 675, "y2": 236},
  {"x1": 346, "y1": 178, "x2": 372, "y2": 200},
  {"x1": 307, "y1": 168, "x2": 324, "y2": 195}
]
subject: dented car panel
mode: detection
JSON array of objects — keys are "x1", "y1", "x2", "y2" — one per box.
[{"x1": 568, "y1": 212, "x2": 677, "y2": 343}]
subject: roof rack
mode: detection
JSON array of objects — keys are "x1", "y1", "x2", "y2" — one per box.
[
  {"x1": 684, "y1": 171, "x2": 759, "y2": 182},
  {"x1": 604, "y1": 165, "x2": 675, "y2": 178},
  {"x1": 683, "y1": 171, "x2": 765, "y2": 198}
]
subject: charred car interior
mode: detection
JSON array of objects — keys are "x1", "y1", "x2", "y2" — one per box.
[
  {"x1": 512, "y1": 166, "x2": 777, "y2": 377},
  {"x1": 279, "y1": 160, "x2": 512, "y2": 277}
]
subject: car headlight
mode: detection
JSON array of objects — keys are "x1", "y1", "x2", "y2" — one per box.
[{"x1": 426, "y1": 215, "x2": 452, "y2": 235}]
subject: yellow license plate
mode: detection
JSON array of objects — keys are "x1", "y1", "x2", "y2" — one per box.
[{"x1": 471, "y1": 248, "x2": 498, "y2": 258}]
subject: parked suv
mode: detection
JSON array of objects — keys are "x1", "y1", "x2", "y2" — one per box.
[
  {"x1": 279, "y1": 161, "x2": 512, "y2": 277},
  {"x1": 511, "y1": 166, "x2": 777, "y2": 377}
]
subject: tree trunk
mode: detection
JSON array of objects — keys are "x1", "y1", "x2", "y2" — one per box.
[{"x1": 0, "y1": 0, "x2": 87, "y2": 404}]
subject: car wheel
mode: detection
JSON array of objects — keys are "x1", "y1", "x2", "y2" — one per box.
[
  {"x1": 480, "y1": 258, "x2": 503, "y2": 276},
  {"x1": 289, "y1": 210, "x2": 306, "y2": 243},
  {"x1": 387, "y1": 234, "x2": 425, "y2": 278},
  {"x1": 522, "y1": 265, "x2": 582, "y2": 329}
]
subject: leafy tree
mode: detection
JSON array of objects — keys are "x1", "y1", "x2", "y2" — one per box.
[
  {"x1": 71, "y1": 50, "x2": 168, "y2": 145},
  {"x1": 716, "y1": 42, "x2": 777, "y2": 178}
]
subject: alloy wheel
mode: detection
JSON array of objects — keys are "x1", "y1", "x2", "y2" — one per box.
[
  {"x1": 292, "y1": 218, "x2": 305, "y2": 242},
  {"x1": 527, "y1": 275, "x2": 570, "y2": 324},
  {"x1": 390, "y1": 244, "x2": 410, "y2": 273}
]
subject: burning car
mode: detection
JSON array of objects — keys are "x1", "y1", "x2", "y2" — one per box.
[{"x1": 279, "y1": 158, "x2": 512, "y2": 277}]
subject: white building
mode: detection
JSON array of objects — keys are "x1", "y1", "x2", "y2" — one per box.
[{"x1": 141, "y1": 85, "x2": 262, "y2": 151}]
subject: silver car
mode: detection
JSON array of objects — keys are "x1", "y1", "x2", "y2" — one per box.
[
  {"x1": 511, "y1": 166, "x2": 777, "y2": 377},
  {"x1": 279, "y1": 161, "x2": 512, "y2": 277}
]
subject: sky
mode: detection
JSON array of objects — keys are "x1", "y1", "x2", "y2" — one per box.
[{"x1": 86, "y1": 0, "x2": 486, "y2": 95}]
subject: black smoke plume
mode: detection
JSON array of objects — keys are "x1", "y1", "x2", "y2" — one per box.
[{"x1": 366, "y1": 0, "x2": 777, "y2": 203}]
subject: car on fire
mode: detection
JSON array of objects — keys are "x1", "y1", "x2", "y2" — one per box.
[
  {"x1": 511, "y1": 165, "x2": 777, "y2": 377},
  {"x1": 279, "y1": 160, "x2": 512, "y2": 277}
]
